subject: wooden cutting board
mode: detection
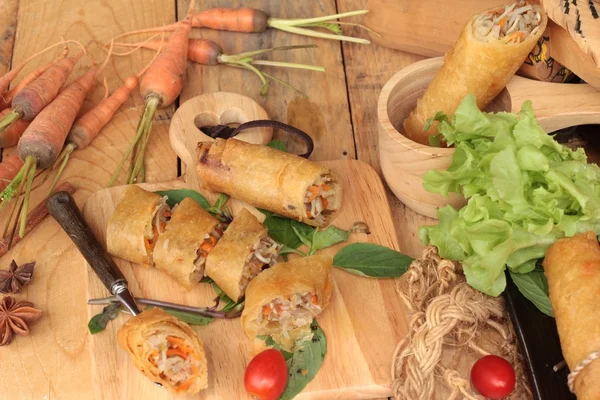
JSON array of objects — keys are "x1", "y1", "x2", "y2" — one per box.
[{"x1": 81, "y1": 158, "x2": 408, "y2": 399}]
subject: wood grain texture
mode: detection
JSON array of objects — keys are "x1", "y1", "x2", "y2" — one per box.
[
  {"x1": 176, "y1": 0, "x2": 355, "y2": 161},
  {"x1": 0, "y1": 0, "x2": 18, "y2": 76},
  {"x1": 0, "y1": 1, "x2": 178, "y2": 398},
  {"x1": 83, "y1": 159, "x2": 408, "y2": 399}
]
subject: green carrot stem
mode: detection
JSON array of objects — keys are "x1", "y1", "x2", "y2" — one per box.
[
  {"x1": 47, "y1": 144, "x2": 76, "y2": 194},
  {"x1": 0, "y1": 109, "x2": 23, "y2": 134},
  {"x1": 0, "y1": 166, "x2": 26, "y2": 208},
  {"x1": 268, "y1": 10, "x2": 368, "y2": 26},
  {"x1": 128, "y1": 96, "x2": 159, "y2": 183},
  {"x1": 1, "y1": 165, "x2": 28, "y2": 239},
  {"x1": 230, "y1": 61, "x2": 269, "y2": 95},
  {"x1": 272, "y1": 24, "x2": 370, "y2": 44},
  {"x1": 261, "y1": 71, "x2": 309, "y2": 98},
  {"x1": 108, "y1": 95, "x2": 160, "y2": 187},
  {"x1": 18, "y1": 156, "x2": 36, "y2": 237},
  {"x1": 225, "y1": 44, "x2": 317, "y2": 60},
  {"x1": 249, "y1": 60, "x2": 325, "y2": 72}
]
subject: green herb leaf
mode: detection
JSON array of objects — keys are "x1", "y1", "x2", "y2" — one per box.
[
  {"x1": 428, "y1": 134, "x2": 442, "y2": 147},
  {"x1": 291, "y1": 221, "x2": 314, "y2": 248},
  {"x1": 509, "y1": 269, "x2": 554, "y2": 317},
  {"x1": 265, "y1": 320, "x2": 326, "y2": 400},
  {"x1": 267, "y1": 139, "x2": 288, "y2": 152},
  {"x1": 156, "y1": 307, "x2": 214, "y2": 325},
  {"x1": 333, "y1": 243, "x2": 413, "y2": 278},
  {"x1": 310, "y1": 225, "x2": 350, "y2": 255},
  {"x1": 88, "y1": 303, "x2": 121, "y2": 334},
  {"x1": 212, "y1": 193, "x2": 229, "y2": 210},
  {"x1": 212, "y1": 282, "x2": 243, "y2": 313},
  {"x1": 263, "y1": 215, "x2": 304, "y2": 249},
  {"x1": 200, "y1": 276, "x2": 214, "y2": 284},
  {"x1": 156, "y1": 189, "x2": 211, "y2": 210}
]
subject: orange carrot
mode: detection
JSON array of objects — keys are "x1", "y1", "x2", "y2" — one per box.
[
  {"x1": 0, "y1": 47, "x2": 69, "y2": 111},
  {"x1": 0, "y1": 50, "x2": 86, "y2": 137},
  {"x1": 111, "y1": 8, "x2": 371, "y2": 44},
  {"x1": 0, "y1": 153, "x2": 23, "y2": 192},
  {"x1": 112, "y1": 39, "x2": 323, "y2": 95},
  {"x1": 0, "y1": 108, "x2": 30, "y2": 148},
  {"x1": 0, "y1": 40, "x2": 78, "y2": 99},
  {"x1": 109, "y1": 1, "x2": 196, "y2": 186}
]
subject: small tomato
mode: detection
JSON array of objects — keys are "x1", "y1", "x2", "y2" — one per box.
[
  {"x1": 244, "y1": 349, "x2": 288, "y2": 400},
  {"x1": 470, "y1": 355, "x2": 516, "y2": 399}
]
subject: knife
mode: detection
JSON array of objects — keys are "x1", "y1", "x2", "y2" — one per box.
[{"x1": 47, "y1": 191, "x2": 140, "y2": 316}]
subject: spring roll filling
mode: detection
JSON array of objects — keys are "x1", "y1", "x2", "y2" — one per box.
[
  {"x1": 256, "y1": 292, "x2": 322, "y2": 339},
  {"x1": 239, "y1": 237, "x2": 282, "y2": 294},
  {"x1": 146, "y1": 333, "x2": 201, "y2": 392},
  {"x1": 144, "y1": 198, "x2": 171, "y2": 254},
  {"x1": 193, "y1": 223, "x2": 226, "y2": 276},
  {"x1": 474, "y1": 1, "x2": 542, "y2": 43},
  {"x1": 304, "y1": 175, "x2": 337, "y2": 225}
]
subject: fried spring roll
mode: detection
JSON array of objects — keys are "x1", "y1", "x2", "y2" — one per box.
[
  {"x1": 403, "y1": 1, "x2": 548, "y2": 145},
  {"x1": 107, "y1": 186, "x2": 170, "y2": 267},
  {"x1": 153, "y1": 197, "x2": 223, "y2": 289},
  {"x1": 206, "y1": 208, "x2": 281, "y2": 302},
  {"x1": 241, "y1": 255, "x2": 333, "y2": 352},
  {"x1": 196, "y1": 138, "x2": 342, "y2": 227},
  {"x1": 543, "y1": 232, "x2": 600, "y2": 400},
  {"x1": 117, "y1": 308, "x2": 208, "y2": 394}
]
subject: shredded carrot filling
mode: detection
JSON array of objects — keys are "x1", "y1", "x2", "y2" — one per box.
[{"x1": 311, "y1": 295, "x2": 318, "y2": 305}]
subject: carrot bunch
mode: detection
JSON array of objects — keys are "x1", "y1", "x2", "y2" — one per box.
[{"x1": 114, "y1": 7, "x2": 374, "y2": 44}]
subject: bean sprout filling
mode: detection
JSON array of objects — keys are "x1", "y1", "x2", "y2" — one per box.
[
  {"x1": 474, "y1": 1, "x2": 542, "y2": 43},
  {"x1": 257, "y1": 292, "x2": 321, "y2": 339},
  {"x1": 144, "y1": 199, "x2": 170, "y2": 253},
  {"x1": 305, "y1": 175, "x2": 336, "y2": 225},
  {"x1": 194, "y1": 223, "x2": 226, "y2": 275},
  {"x1": 239, "y1": 236, "x2": 281, "y2": 294},
  {"x1": 147, "y1": 333, "x2": 201, "y2": 392}
]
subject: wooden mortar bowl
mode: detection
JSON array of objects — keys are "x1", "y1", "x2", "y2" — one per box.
[{"x1": 377, "y1": 57, "x2": 600, "y2": 218}]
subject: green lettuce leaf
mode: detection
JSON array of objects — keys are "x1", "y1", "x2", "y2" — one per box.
[{"x1": 421, "y1": 94, "x2": 600, "y2": 303}]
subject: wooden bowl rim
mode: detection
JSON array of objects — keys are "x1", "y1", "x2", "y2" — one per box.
[{"x1": 377, "y1": 57, "x2": 454, "y2": 157}]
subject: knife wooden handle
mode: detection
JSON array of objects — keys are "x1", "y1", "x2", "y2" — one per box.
[{"x1": 47, "y1": 191, "x2": 126, "y2": 291}]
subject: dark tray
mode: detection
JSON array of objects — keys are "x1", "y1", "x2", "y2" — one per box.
[{"x1": 503, "y1": 272, "x2": 575, "y2": 400}]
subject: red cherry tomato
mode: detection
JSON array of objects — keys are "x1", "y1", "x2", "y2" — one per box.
[
  {"x1": 470, "y1": 355, "x2": 516, "y2": 399},
  {"x1": 244, "y1": 349, "x2": 288, "y2": 400}
]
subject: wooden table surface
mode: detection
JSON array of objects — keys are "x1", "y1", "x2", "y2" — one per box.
[{"x1": 0, "y1": 0, "x2": 430, "y2": 398}]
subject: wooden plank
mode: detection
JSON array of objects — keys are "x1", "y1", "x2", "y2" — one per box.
[
  {"x1": 335, "y1": 0, "x2": 429, "y2": 258},
  {"x1": 176, "y1": 0, "x2": 355, "y2": 161},
  {"x1": 84, "y1": 159, "x2": 407, "y2": 399},
  {"x1": 0, "y1": 0, "x2": 18, "y2": 76},
  {"x1": 0, "y1": 0, "x2": 178, "y2": 398}
]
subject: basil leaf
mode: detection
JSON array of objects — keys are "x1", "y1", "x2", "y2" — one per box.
[
  {"x1": 333, "y1": 243, "x2": 413, "y2": 278},
  {"x1": 309, "y1": 225, "x2": 350, "y2": 255},
  {"x1": 291, "y1": 222, "x2": 314, "y2": 248},
  {"x1": 200, "y1": 276, "x2": 214, "y2": 284},
  {"x1": 279, "y1": 320, "x2": 326, "y2": 400},
  {"x1": 212, "y1": 282, "x2": 243, "y2": 313},
  {"x1": 279, "y1": 244, "x2": 307, "y2": 257},
  {"x1": 154, "y1": 307, "x2": 214, "y2": 326},
  {"x1": 509, "y1": 269, "x2": 554, "y2": 317},
  {"x1": 88, "y1": 303, "x2": 121, "y2": 334},
  {"x1": 212, "y1": 193, "x2": 229, "y2": 210},
  {"x1": 263, "y1": 215, "x2": 304, "y2": 249},
  {"x1": 267, "y1": 139, "x2": 288, "y2": 152},
  {"x1": 156, "y1": 189, "x2": 211, "y2": 210}
]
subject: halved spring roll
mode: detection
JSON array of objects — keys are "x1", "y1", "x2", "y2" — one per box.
[
  {"x1": 543, "y1": 232, "x2": 600, "y2": 399},
  {"x1": 153, "y1": 197, "x2": 224, "y2": 289},
  {"x1": 241, "y1": 255, "x2": 333, "y2": 352},
  {"x1": 107, "y1": 186, "x2": 170, "y2": 267},
  {"x1": 196, "y1": 138, "x2": 343, "y2": 227},
  {"x1": 403, "y1": 1, "x2": 548, "y2": 145},
  {"x1": 117, "y1": 308, "x2": 208, "y2": 394},
  {"x1": 205, "y1": 208, "x2": 282, "y2": 302}
]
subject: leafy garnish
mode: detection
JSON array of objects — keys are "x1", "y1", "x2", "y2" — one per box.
[
  {"x1": 333, "y1": 243, "x2": 412, "y2": 277},
  {"x1": 156, "y1": 189, "x2": 231, "y2": 222},
  {"x1": 420, "y1": 94, "x2": 600, "y2": 302},
  {"x1": 509, "y1": 268, "x2": 554, "y2": 317},
  {"x1": 267, "y1": 139, "x2": 288, "y2": 152},
  {"x1": 151, "y1": 306, "x2": 214, "y2": 325},
  {"x1": 264, "y1": 320, "x2": 326, "y2": 400},
  {"x1": 88, "y1": 303, "x2": 121, "y2": 334}
]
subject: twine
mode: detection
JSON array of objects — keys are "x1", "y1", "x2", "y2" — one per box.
[
  {"x1": 567, "y1": 351, "x2": 600, "y2": 393},
  {"x1": 391, "y1": 246, "x2": 531, "y2": 400}
]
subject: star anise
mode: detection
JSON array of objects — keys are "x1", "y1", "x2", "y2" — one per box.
[
  {"x1": 0, "y1": 296, "x2": 42, "y2": 346},
  {"x1": 0, "y1": 260, "x2": 35, "y2": 293}
]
